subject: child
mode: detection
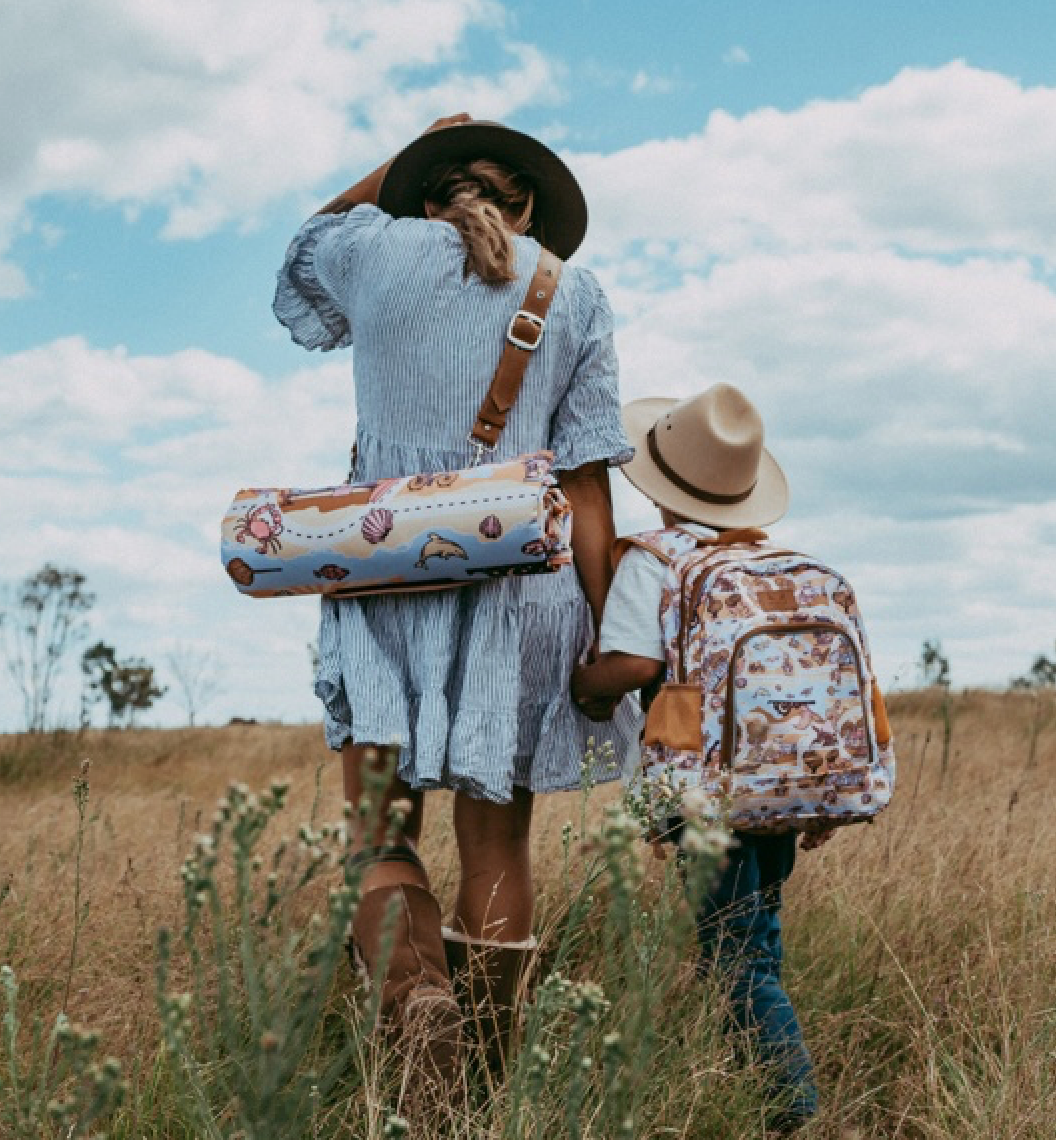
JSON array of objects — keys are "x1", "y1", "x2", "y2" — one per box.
[{"x1": 572, "y1": 383, "x2": 826, "y2": 1133}]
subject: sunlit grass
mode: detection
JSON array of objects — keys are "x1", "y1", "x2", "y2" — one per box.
[{"x1": 1, "y1": 690, "x2": 1054, "y2": 1137}]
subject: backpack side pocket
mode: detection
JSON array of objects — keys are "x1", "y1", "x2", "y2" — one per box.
[{"x1": 642, "y1": 683, "x2": 703, "y2": 753}]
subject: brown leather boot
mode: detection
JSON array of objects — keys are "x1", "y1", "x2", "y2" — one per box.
[
  {"x1": 442, "y1": 927, "x2": 537, "y2": 1075},
  {"x1": 348, "y1": 849, "x2": 463, "y2": 1111}
]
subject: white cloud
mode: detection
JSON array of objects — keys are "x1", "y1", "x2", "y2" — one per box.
[
  {"x1": 576, "y1": 62, "x2": 1056, "y2": 266},
  {"x1": 1, "y1": 338, "x2": 355, "y2": 729},
  {"x1": 630, "y1": 70, "x2": 677, "y2": 96},
  {"x1": 723, "y1": 45, "x2": 750, "y2": 66},
  {"x1": 0, "y1": 0, "x2": 561, "y2": 287}
]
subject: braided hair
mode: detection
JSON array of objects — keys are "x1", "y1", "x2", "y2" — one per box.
[{"x1": 424, "y1": 160, "x2": 536, "y2": 284}]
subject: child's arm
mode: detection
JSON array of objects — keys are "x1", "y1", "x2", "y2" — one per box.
[{"x1": 571, "y1": 651, "x2": 663, "y2": 722}]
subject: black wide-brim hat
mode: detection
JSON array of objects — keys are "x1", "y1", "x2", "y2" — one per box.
[{"x1": 377, "y1": 121, "x2": 588, "y2": 260}]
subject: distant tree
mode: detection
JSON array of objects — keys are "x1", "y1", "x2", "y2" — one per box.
[
  {"x1": 81, "y1": 641, "x2": 167, "y2": 728},
  {"x1": 1, "y1": 564, "x2": 95, "y2": 732},
  {"x1": 920, "y1": 639, "x2": 950, "y2": 688},
  {"x1": 1011, "y1": 643, "x2": 1056, "y2": 690},
  {"x1": 120, "y1": 661, "x2": 167, "y2": 728},
  {"x1": 166, "y1": 644, "x2": 221, "y2": 727},
  {"x1": 82, "y1": 642, "x2": 123, "y2": 728}
]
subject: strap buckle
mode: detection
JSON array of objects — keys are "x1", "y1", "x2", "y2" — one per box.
[
  {"x1": 506, "y1": 310, "x2": 545, "y2": 351},
  {"x1": 467, "y1": 433, "x2": 497, "y2": 467}
]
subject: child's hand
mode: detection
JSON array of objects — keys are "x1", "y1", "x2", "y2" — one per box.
[
  {"x1": 577, "y1": 698, "x2": 617, "y2": 721},
  {"x1": 571, "y1": 662, "x2": 617, "y2": 722},
  {"x1": 800, "y1": 825, "x2": 838, "y2": 851}
]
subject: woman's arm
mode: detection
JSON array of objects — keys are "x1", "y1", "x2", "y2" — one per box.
[
  {"x1": 314, "y1": 159, "x2": 393, "y2": 217},
  {"x1": 557, "y1": 461, "x2": 618, "y2": 637},
  {"x1": 314, "y1": 113, "x2": 473, "y2": 217}
]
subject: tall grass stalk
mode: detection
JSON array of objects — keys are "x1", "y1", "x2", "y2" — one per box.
[{"x1": 61, "y1": 759, "x2": 92, "y2": 1015}]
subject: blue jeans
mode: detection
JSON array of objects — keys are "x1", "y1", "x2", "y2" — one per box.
[{"x1": 689, "y1": 828, "x2": 818, "y2": 1123}]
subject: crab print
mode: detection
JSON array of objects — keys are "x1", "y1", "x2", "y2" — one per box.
[{"x1": 234, "y1": 503, "x2": 284, "y2": 556}]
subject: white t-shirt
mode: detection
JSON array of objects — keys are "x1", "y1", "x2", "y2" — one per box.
[{"x1": 598, "y1": 523, "x2": 716, "y2": 662}]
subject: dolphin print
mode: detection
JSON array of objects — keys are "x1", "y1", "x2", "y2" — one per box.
[{"x1": 415, "y1": 533, "x2": 469, "y2": 570}]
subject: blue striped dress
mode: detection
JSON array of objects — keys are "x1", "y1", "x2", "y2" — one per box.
[{"x1": 273, "y1": 204, "x2": 637, "y2": 802}]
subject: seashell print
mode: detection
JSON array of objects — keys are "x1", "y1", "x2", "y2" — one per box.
[
  {"x1": 314, "y1": 564, "x2": 350, "y2": 581},
  {"x1": 521, "y1": 536, "x2": 555, "y2": 558},
  {"x1": 479, "y1": 514, "x2": 503, "y2": 540},
  {"x1": 368, "y1": 478, "x2": 401, "y2": 503},
  {"x1": 361, "y1": 507, "x2": 395, "y2": 544}
]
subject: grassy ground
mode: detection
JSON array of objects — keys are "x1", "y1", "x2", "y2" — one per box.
[{"x1": 0, "y1": 689, "x2": 1053, "y2": 1137}]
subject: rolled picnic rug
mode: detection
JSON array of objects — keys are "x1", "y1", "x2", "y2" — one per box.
[{"x1": 220, "y1": 452, "x2": 572, "y2": 599}]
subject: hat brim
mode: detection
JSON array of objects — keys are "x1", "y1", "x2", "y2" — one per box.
[
  {"x1": 377, "y1": 122, "x2": 588, "y2": 260},
  {"x1": 621, "y1": 397, "x2": 790, "y2": 528}
]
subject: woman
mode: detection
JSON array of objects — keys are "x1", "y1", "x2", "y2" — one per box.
[{"x1": 273, "y1": 114, "x2": 635, "y2": 1077}]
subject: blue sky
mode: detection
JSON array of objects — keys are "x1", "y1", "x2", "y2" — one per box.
[{"x1": 3, "y1": 0, "x2": 1056, "y2": 730}]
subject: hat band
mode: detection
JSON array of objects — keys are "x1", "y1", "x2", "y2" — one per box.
[{"x1": 647, "y1": 427, "x2": 757, "y2": 505}]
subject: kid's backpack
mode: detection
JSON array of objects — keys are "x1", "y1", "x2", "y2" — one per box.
[{"x1": 619, "y1": 527, "x2": 896, "y2": 835}]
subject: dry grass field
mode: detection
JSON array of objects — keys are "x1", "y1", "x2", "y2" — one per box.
[{"x1": 0, "y1": 689, "x2": 1053, "y2": 1138}]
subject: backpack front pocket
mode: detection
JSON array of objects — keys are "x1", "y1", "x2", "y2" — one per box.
[{"x1": 719, "y1": 622, "x2": 881, "y2": 828}]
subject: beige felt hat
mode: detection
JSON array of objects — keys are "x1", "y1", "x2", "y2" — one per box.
[{"x1": 621, "y1": 383, "x2": 789, "y2": 528}]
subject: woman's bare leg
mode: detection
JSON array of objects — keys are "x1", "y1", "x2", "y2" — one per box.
[{"x1": 451, "y1": 786, "x2": 534, "y2": 943}]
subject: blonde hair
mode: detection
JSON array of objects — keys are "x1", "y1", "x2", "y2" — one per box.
[{"x1": 424, "y1": 160, "x2": 536, "y2": 285}]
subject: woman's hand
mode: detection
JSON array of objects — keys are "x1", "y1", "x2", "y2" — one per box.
[
  {"x1": 315, "y1": 114, "x2": 474, "y2": 217},
  {"x1": 423, "y1": 112, "x2": 473, "y2": 134},
  {"x1": 571, "y1": 661, "x2": 618, "y2": 722}
]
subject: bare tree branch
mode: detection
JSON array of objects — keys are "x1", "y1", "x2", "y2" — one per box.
[
  {"x1": 1, "y1": 565, "x2": 94, "y2": 731},
  {"x1": 166, "y1": 644, "x2": 222, "y2": 727}
]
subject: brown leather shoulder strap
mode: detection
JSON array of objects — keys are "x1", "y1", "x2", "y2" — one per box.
[{"x1": 469, "y1": 248, "x2": 563, "y2": 454}]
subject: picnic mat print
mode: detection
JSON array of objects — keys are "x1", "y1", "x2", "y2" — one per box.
[{"x1": 221, "y1": 452, "x2": 573, "y2": 599}]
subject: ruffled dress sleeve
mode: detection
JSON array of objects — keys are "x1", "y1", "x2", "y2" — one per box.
[
  {"x1": 272, "y1": 203, "x2": 391, "y2": 351},
  {"x1": 549, "y1": 268, "x2": 635, "y2": 472}
]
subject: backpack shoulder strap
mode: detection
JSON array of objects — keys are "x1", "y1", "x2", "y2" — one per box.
[
  {"x1": 613, "y1": 527, "x2": 699, "y2": 569},
  {"x1": 676, "y1": 525, "x2": 770, "y2": 548}
]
